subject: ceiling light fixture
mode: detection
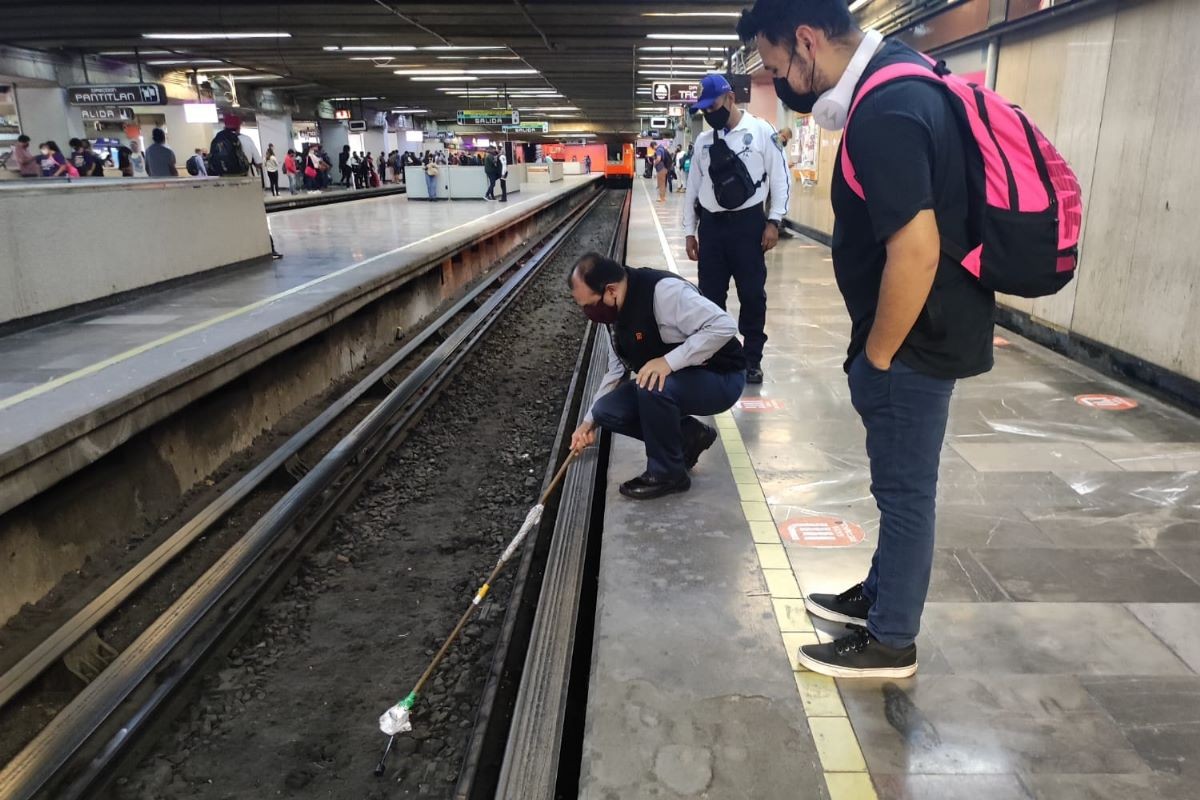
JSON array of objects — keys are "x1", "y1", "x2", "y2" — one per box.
[
  {"x1": 324, "y1": 45, "x2": 416, "y2": 51},
  {"x1": 639, "y1": 46, "x2": 728, "y2": 52},
  {"x1": 144, "y1": 32, "x2": 291, "y2": 40},
  {"x1": 418, "y1": 77, "x2": 480, "y2": 84},
  {"x1": 646, "y1": 33, "x2": 740, "y2": 41},
  {"x1": 420, "y1": 45, "x2": 507, "y2": 51},
  {"x1": 437, "y1": 55, "x2": 520, "y2": 60},
  {"x1": 146, "y1": 59, "x2": 225, "y2": 65},
  {"x1": 234, "y1": 74, "x2": 284, "y2": 80},
  {"x1": 848, "y1": 0, "x2": 872, "y2": 12},
  {"x1": 638, "y1": 56, "x2": 721, "y2": 62},
  {"x1": 194, "y1": 67, "x2": 250, "y2": 73},
  {"x1": 641, "y1": 11, "x2": 740, "y2": 16},
  {"x1": 393, "y1": 68, "x2": 466, "y2": 75}
]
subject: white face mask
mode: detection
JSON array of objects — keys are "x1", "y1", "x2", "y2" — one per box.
[{"x1": 811, "y1": 29, "x2": 884, "y2": 131}]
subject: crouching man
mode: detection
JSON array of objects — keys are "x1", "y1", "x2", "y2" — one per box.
[{"x1": 568, "y1": 252, "x2": 747, "y2": 500}]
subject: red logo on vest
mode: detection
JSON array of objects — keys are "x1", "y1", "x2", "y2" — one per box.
[{"x1": 635, "y1": 331, "x2": 645, "y2": 341}]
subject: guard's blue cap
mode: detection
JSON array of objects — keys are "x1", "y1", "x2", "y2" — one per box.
[{"x1": 690, "y1": 73, "x2": 732, "y2": 112}]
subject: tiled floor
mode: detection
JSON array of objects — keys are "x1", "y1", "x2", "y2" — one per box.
[{"x1": 630, "y1": 178, "x2": 1200, "y2": 799}]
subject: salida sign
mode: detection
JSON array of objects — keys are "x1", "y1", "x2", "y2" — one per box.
[
  {"x1": 67, "y1": 83, "x2": 167, "y2": 106},
  {"x1": 457, "y1": 109, "x2": 519, "y2": 126},
  {"x1": 80, "y1": 107, "x2": 135, "y2": 122}
]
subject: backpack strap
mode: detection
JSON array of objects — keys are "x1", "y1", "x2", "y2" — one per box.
[{"x1": 840, "y1": 58, "x2": 943, "y2": 201}]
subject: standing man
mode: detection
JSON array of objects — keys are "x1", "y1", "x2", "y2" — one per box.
[
  {"x1": 584, "y1": 153, "x2": 592, "y2": 174},
  {"x1": 144, "y1": 128, "x2": 178, "y2": 177},
  {"x1": 186, "y1": 148, "x2": 209, "y2": 177},
  {"x1": 738, "y1": 0, "x2": 994, "y2": 678},
  {"x1": 683, "y1": 73, "x2": 790, "y2": 385},
  {"x1": 484, "y1": 146, "x2": 501, "y2": 200},
  {"x1": 497, "y1": 146, "x2": 509, "y2": 202},
  {"x1": 653, "y1": 139, "x2": 669, "y2": 202},
  {"x1": 568, "y1": 253, "x2": 746, "y2": 500}
]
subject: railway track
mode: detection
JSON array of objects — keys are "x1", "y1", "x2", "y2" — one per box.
[{"x1": 0, "y1": 187, "x2": 628, "y2": 800}]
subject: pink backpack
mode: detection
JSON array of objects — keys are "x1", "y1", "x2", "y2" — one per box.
[{"x1": 841, "y1": 54, "x2": 1082, "y2": 298}]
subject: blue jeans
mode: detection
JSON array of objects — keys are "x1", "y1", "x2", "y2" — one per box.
[
  {"x1": 425, "y1": 173, "x2": 437, "y2": 199},
  {"x1": 591, "y1": 367, "x2": 745, "y2": 480},
  {"x1": 848, "y1": 352, "x2": 955, "y2": 649}
]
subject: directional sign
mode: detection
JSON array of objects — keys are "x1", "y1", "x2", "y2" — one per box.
[
  {"x1": 68, "y1": 83, "x2": 167, "y2": 106},
  {"x1": 502, "y1": 121, "x2": 550, "y2": 133},
  {"x1": 80, "y1": 107, "x2": 135, "y2": 122},
  {"x1": 457, "y1": 108, "x2": 519, "y2": 126},
  {"x1": 652, "y1": 81, "x2": 701, "y2": 104}
]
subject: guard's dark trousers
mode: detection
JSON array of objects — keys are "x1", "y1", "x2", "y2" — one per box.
[
  {"x1": 697, "y1": 206, "x2": 768, "y2": 366},
  {"x1": 590, "y1": 367, "x2": 744, "y2": 480}
]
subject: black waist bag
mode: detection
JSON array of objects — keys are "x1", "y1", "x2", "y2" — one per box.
[{"x1": 708, "y1": 129, "x2": 764, "y2": 209}]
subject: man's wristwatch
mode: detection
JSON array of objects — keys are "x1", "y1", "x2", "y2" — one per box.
[{"x1": 766, "y1": 219, "x2": 781, "y2": 230}]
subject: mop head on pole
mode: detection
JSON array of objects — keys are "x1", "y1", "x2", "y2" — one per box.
[{"x1": 379, "y1": 694, "x2": 415, "y2": 735}]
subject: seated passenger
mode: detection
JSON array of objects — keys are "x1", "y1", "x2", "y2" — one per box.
[{"x1": 568, "y1": 253, "x2": 746, "y2": 500}]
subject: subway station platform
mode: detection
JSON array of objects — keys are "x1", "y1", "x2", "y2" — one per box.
[
  {"x1": 581, "y1": 178, "x2": 1200, "y2": 800},
  {"x1": 0, "y1": 175, "x2": 600, "y2": 516}
]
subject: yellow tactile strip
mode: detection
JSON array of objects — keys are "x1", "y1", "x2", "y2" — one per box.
[{"x1": 715, "y1": 411, "x2": 879, "y2": 800}]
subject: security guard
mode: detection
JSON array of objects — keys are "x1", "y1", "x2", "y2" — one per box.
[
  {"x1": 569, "y1": 252, "x2": 747, "y2": 500},
  {"x1": 684, "y1": 73, "x2": 791, "y2": 384}
]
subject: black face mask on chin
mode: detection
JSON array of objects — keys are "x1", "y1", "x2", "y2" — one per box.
[
  {"x1": 775, "y1": 47, "x2": 819, "y2": 114},
  {"x1": 703, "y1": 102, "x2": 731, "y2": 131}
]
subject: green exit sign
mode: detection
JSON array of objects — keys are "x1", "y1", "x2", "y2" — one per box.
[{"x1": 456, "y1": 109, "x2": 519, "y2": 125}]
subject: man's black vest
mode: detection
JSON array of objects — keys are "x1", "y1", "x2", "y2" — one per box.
[{"x1": 612, "y1": 267, "x2": 746, "y2": 374}]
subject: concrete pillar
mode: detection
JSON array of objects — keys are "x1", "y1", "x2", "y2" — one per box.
[
  {"x1": 256, "y1": 113, "x2": 292, "y2": 158},
  {"x1": 15, "y1": 86, "x2": 84, "y2": 144},
  {"x1": 318, "y1": 120, "x2": 349, "y2": 155},
  {"x1": 159, "y1": 104, "x2": 215, "y2": 161}
]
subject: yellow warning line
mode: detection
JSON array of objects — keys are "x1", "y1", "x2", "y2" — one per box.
[
  {"x1": 638, "y1": 184, "x2": 877, "y2": 800},
  {"x1": 717, "y1": 413, "x2": 878, "y2": 800}
]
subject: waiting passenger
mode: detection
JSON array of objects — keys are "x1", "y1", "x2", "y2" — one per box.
[
  {"x1": 38, "y1": 141, "x2": 69, "y2": 177},
  {"x1": 69, "y1": 138, "x2": 98, "y2": 176},
  {"x1": 208, "y1": 118, "x2": 250, "y2": 177},
  {"x1": 568, "y1": 253, "x2": 746, "y2": 500},
  {"x1": 339, "y1": 145, "x2": 352, "y2": 188},
  {"x1": 423, "y1": 151, "x2": 438, "y2": 199},
  {"x1": 128, "y1": 140, "x2": 148, "y2": 178},
  {"x1": 186, "y1": 148, "x2": 208, "y2": 177},
  {"x1": 284, "y1": 149, "x2": 298, "y2": 194},
  {"x1": 144, "y1": 128, "x2": 178, "y2": 177},
  {"x1": 584, "y1": 154, "x2": 592, "y2": 174},
  {"x1": 11, "y1": 135, "x2": 39, "y2": 178},
  {"x1": 739, "y1": 0, "x2": 996, "y2": 679},
  {"x1": 484, "y1": 146, "x2": 501, "y2": 200},
  {"x1": 264, "y1": 144, "x2": 280, "y2": 196}
]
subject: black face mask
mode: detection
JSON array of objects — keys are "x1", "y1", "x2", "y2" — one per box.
[
  {"x1": 582, "y1": 294, "x2": 619, "y2": 325},
  {"x1": 775, "y1": 47, "x2": 819, "y2": 114},
  {"x1": 703, "y1": 103, "x2": 731, "y2": 131}
]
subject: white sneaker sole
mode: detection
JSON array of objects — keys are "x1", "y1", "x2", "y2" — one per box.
[
  {"x1": 803, "y1": 597, "x2": 868, "y2": 627},
  {"x1": 796, "y1": 649, "x2": 918, "y2": 679}
]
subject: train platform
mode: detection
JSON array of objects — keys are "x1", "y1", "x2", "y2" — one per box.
[
  {"x1": 581, "y1": 178, "x2": 1200, "y2": 800},
  {"x1": 0, "y1": 174, "x2": 601, "y2": 517}
]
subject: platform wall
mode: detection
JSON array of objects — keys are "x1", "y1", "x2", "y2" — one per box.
[
  {"x1": 0, "y1": 178, "x2": 272, "y2": 323},
  {"x1": 783, "y1": 0, "x2": 1200, "y2": 384}
]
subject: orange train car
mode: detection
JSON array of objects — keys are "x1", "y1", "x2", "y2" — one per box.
[{"x1": 604, "y1": 143, "x2": 634, "y2": 187}]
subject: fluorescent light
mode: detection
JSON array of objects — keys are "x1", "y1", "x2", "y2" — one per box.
[
  {"x1": 516, "y1": 106, "x2": 579, "y2": 111},
  {"x1": 849, "y1": 0, "x2": 872, "y2": 11},
  {"x1": 437, "y1": 55, "x2": 519, "y2": 60},
  {"x1": 147, "y1": 59, "x2": 225, "y2": 65},
  {"x1": 144, "y1": 32, "x2": 291, "y2": 40},
  {"x1": 639, "y1": 46, "x2": 728, "y2": 52},
  {"x1": 467, "y1": 69, "x2": 538, "y2": 75},
  {"x1": 420, "y1": 46, "x2": 507, "y2": 51},
  {"x1": 392, "y1": 108, "x2": 429, "y2": 113},
  {"x1": 194, "y1": 67, "x2": 250, "y2": 73},
  {"x1": 236, "y1": 74, "x2": 283, "y2": 80},
  {"x1": 324, "y1": 45, "x2": 416, "y2": 51},
  {"x1": 416, "y1": 77, "x2": 479, "y2": 83},
  {"x1": 394, "y1": 68, "x2": 466, "y2": 75},
  {"x1": 642, "y1": 11, "x2": 740, "y2": 16},
  {"x1": 638, "y1": 56, "x2": 721, "y2": 61},
  {"x1": 646, "y1": 33, "x2": 740, "y2": 41},
  {"x1": 183, "y1": 102, "x2": 218, "y2": 123},
  {"x1": 99, "y1": 49, "x2": 172, "y2": 55},
  {"x1": 546, "y1": 114, "x2": 581, "y2": 118}
]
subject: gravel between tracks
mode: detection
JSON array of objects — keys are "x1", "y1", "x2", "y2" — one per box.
[{"x1": 108, "y1": 194, "x2": 620, "y2": 800}]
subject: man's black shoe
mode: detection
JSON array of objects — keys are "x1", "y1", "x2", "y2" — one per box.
[
  {"x1": 619, "y1": 471, "x2": 690, "y2": 500},
  {"x1": 797, "y1": 625, "x2": 917, "y2": 678},
  {"x1": 746, "y1": 365, "x2": 764, "y2": 384},
  {"x1": 681, "y1": 419, "x2": 718, "y2": 470},
  {"x1": 805, "y1": 582, "x2": 870, "y2": 626}
]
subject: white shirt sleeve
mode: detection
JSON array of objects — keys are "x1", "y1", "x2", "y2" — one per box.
[
  {"x1": 584, "y1": 337, "x2": 626, "y2": 425},
  {"x1": 763, "y1": 122, "x2": 791, "y2": 223},
  {"x1": 682, "y1": 150, "x2": 703, "y2": 235},
  {"x1": 654, "y1": 280, "x2": 739, "y2": 372}
]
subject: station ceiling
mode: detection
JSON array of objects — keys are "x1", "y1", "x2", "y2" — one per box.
[{"x1": 1, "y1": 1, "x2": 758, "y2": 136}]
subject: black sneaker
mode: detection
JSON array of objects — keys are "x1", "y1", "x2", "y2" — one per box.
[
  {"x1": 681, "y1": 418, "x2": 718, "y2": 470},
  {"x1": 746, "y1": 365, "x2": 764, "y2": 384},
  {"x1": 805, "y1": 583, "x2": 870, "y2": 626},
  {"x1": 619, "y1": 471, "x2": 690, "y2": 500},
  {"x1": 797, "y1": 625, "x2": 917, "y2": 678}
]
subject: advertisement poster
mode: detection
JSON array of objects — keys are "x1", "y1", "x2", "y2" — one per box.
[{"x1": 795, "y1": 114, "x2": 820, "y2": 187}]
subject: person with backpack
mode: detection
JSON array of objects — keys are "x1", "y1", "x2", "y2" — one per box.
[
  {"x1": 68, "y1": 138, "x2": 99, "y2": 177},
  {"x1": 264, "y1": 144, "x2": 280, "y2": 196},
  {"x1": 283, "y1": 148, "x2": 298, "y2": 194},
  {"x1": 683, "y1": 73, "x2": 790, "y2": 386},
  {"x1": 186, "y1": 149, "x2": 208, "y2": 177},
  {"x1": 738, "y1": 0, "x2": 1080, "y2": 679},
  {"x1": 484, "y1": 146, "x2": 501, "y2": 200},
  {"x1": 208, "y1": 118, "x2": 250, "y2": 177}
]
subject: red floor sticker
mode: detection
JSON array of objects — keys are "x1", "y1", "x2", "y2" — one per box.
[
  {"x1": 779, "y1": 517, "x2": 866, "y2": 548},
  {"x1": 1075, "y1": 394, "x2": 1138, "y2": 411},
  {"x1": 736, "y1": 397, "x2": 785, "y2": 413},
  {"x1": 993, "y1": 335, "x2": 1011, "y2": 347}
]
